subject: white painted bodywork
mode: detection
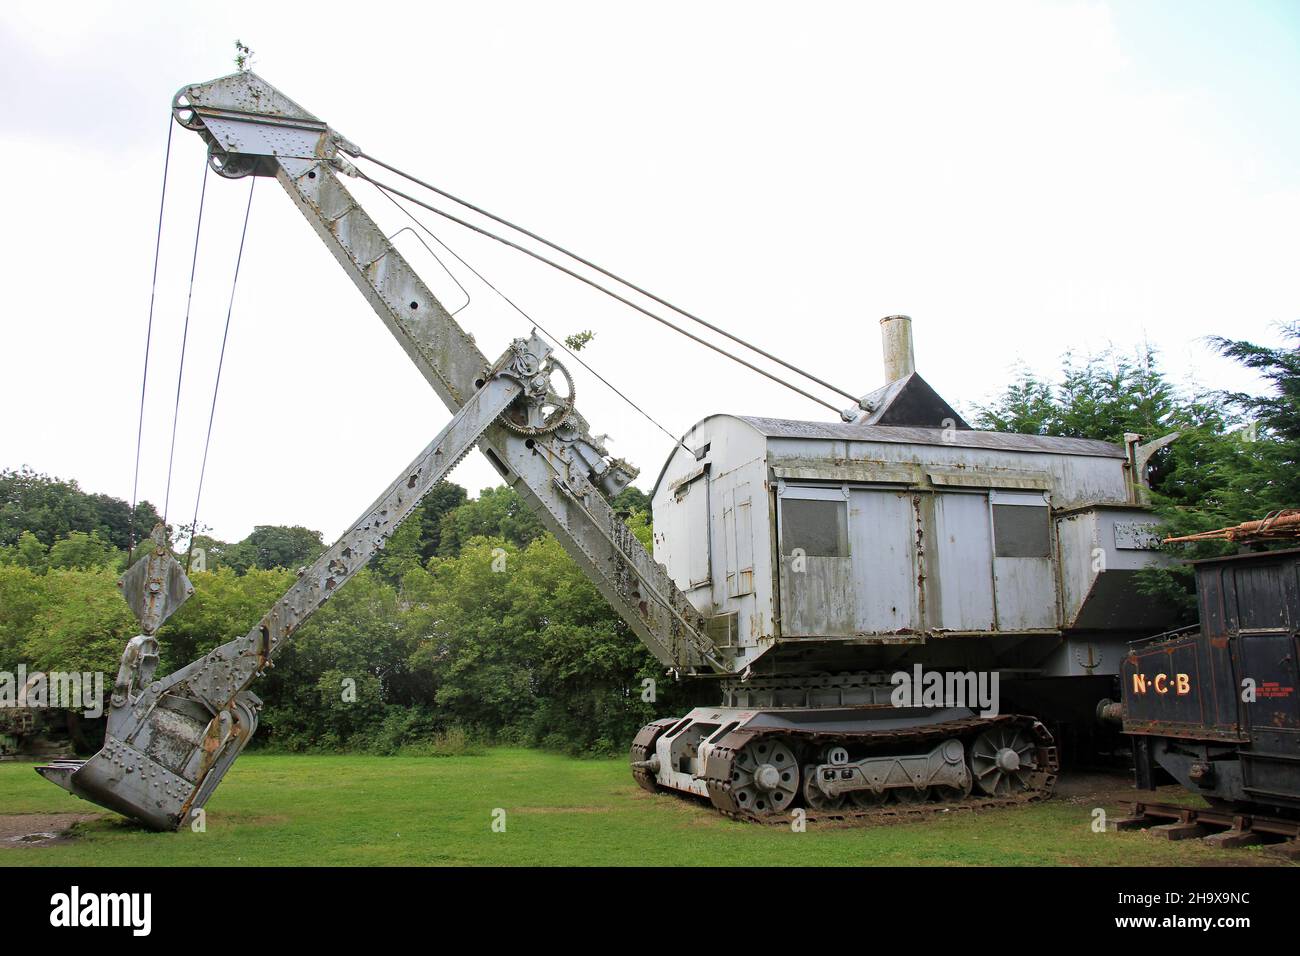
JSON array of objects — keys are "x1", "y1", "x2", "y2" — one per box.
[{"x1": 651, "y1": 414, "x2": 1173, "y2": 676}]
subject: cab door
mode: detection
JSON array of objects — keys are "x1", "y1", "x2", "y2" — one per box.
[
  {"x1": 777, "y1": 484, "x2": 854, "y2": 636},
  {"x1": 990, "y1": 491, "x2": 1057, "y2": 630}
]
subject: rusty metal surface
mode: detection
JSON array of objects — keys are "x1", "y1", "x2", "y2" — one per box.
[
  {"x1": 1121, "y1": 801, "x2": 1300, "y2": 841},
  {"x1": 1167, "y1": 510, "x2": 1300, "y2": 544},
  {"x1": 629, "y1": 718, "x2": 677, "y2": 793},
  {"x1": 1122, "y1": 548, "x2": 1300, "y2": 818},
  {"x1": 116, "y1": 525, "x2": 193, "y2": 637}
]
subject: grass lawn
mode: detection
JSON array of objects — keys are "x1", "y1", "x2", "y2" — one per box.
[{"x1": 0, "y1": 749, "x2": 1292, "y2": 866}]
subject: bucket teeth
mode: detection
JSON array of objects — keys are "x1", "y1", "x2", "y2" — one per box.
[{"x1": 35, "y1": 759, "x2": 86, "y2": 792}]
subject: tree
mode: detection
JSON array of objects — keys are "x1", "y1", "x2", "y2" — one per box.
[
  {"x1": 372, "y1": 481, "x2": 468, "y2": 581},
  {"x1": 86, "y1": 492, "x2": 162, "y2": 552},
  {"x1": 48, "y1": 531, "x2": 122, "y2": 571},
  {"x1": 508, "y1": 534, "x2": 671, "y2": 752},
  {"x1": 156, "y1": 566, "x2": 294, "y2": 672},
  {"x1": 0, "y1": 462, "x2": 678, "y2": 755},
  {"x1": 21, "y1": 568, "x2": 138, "y2": 677},
  {"x1": 11, "y1": 531, "x2": 49, "y2": 573},
  {"x1": 185, "y1": 533, "x2": 233, "y2": 571},
  {"x1": 402, "y1": 532, "x2": 686, "y2": 753},
  {"x1": 610, "y1": 485, "x2": 651, "y2": 515},
  {"x1": 436, "y1": 486, "x2": 545, "y2": 557},
  {"x1": 1140, "y1": 324, "x2": 1300, "y2": 616},
  {"x1": 256, "y1": 569, "x2": 425, "y2": 751},
  {"x1": 223, "y1": 525, "x2": 325, "y2": 573},
  {"x1": 0, "y1": 564, "x2": 47, "y2": 672},
  {"x1": 1207, "y1": 323, "x2": 1300, "y2": 510},
  {"x1": 978, "y1": 333, "x2": 1300, "y2": 619},
  {"x1": 975, "y1": 346, "x2": 1178, "y2": 444},
  {"x1": 974, "y1": 345, "x2": 1213, "y2": 499},
  {"x1": 972, "y1": 368, "x2": 1060, "y2": 436},
  {"x1": 0, "y1": 467, "x2": 160, "y2": 550}
]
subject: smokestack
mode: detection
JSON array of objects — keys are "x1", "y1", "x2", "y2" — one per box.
[{"x1": 880, "y1": 315, "x2": 915, "y2": 383}]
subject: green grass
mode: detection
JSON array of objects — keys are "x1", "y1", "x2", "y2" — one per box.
[{"x1": 0, "y1": 750, "x2": 1291, "y2": 866}]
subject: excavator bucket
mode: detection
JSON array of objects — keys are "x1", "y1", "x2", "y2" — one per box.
[
  {"x1": 36, "y1": 691, "x2": 260, "y2": 831},
  {"x1": 35, "y1": 523, "x2": 261, "y2": 830}
]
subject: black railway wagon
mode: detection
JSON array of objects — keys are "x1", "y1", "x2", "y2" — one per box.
[{"x1": 1122, "y1": 547, "x2": 1300, "y2": 815}]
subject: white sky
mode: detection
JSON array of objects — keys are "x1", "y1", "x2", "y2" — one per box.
[{"x1": 2, "y1": 1, "x2": 1297, "y2": 543}]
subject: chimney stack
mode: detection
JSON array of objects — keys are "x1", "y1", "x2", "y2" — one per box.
[{"x1": 880, "y1": 315, "x2": 915, "y2": 383}]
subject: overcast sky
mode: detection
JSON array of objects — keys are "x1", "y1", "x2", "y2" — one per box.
[{"x1": 2, "y1": 1, "x2": 1297, "y2": 544}]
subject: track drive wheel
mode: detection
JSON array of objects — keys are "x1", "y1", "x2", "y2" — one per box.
[
  {"x1": 971, "y1": 726, "x2": 1037, "y2": 796},
  {"x1": 730, "y1": 737, "x2": 799, "y2": 815}
]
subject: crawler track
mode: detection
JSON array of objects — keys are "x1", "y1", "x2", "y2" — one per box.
[
  {"x1": 727, "y1": 790, "x2": 1051, "y2": 827},
  {"x1": 634, "y1": 713, "x2": 1058, "y2": 825},
  {"x1": 630, "y1": 717, "x2": 676, "y2": 794}
]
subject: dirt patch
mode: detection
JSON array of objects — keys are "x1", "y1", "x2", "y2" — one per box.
[
  {"x1": 1053, "y1": 769, "x2": 1192, "y2": 809},
  {"x1": 0, "y1": 813, "x2": 102, "y2": 847}
]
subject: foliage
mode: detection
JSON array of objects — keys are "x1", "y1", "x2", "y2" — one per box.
[
  {"x1": 233, "y1": 39, "x2": 254, "y2": 72},
  {"x1": 48, "y1": 531, "x2": 123, "y2": 572},
  {"x1": 979, "y1": 334, "x2": 1300, "y2": 620},
  {"x1": 220, "y1": 525, "x2": 325, "y2": 573},
  {"x1": 370, "y1": 482, "x2": 467, "y2": 581},
  {"x1": 975, "y1": 345, "x2": 1178, "y2": 444},
  {"x1": 254, "y1": 568, "x2": 432, "y2": 752},
  {"x1": 0, "y1": 560, "x2": 136, "y2": 680},
  {"x1": 610, "y1": 485, "x2": 651, "y2": 515},
  {"x1": 435, "y1": 485, "x2": 545, "y2": 558},
  {"x1": 0, "y1": 564, "x2": 46, "y2": 672},
  {"x1": 0, "y1": 467, "x2": 159, "y2": 551},
  {"x1": 563, "y1": 329, "x2": 595, "y2": 351},
  {"x1": 155, "y1": 566, "x2": 293, "y2": 672},
  {"x1": 21, "y1": 568, "x2": 138, "y2": 677},
  {"x1": 0, "y1": 469, "x2": 669, "y2": 756},
  {"x1": 0, "y1": 531, "x2": 50, "y2": 573},
  {"x1": 1204, "y1": 324, "x2": 1300, "y2": 511}
]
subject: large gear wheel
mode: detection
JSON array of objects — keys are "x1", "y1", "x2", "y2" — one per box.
[{"x1": 499, "y1": 355, "x2": 576, "y2": 436}]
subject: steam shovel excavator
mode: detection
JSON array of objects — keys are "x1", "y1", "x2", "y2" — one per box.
[{"x1": 42, "y1": 71, "x2": 1182, "y2": 828}]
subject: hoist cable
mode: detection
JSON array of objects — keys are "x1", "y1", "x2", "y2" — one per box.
[
  {"x1": 356, "y1": 170, "x2": 847, "y2": 418},
  {"x1": 356, "y1": 152, "x2": 862, "y2": 407},
  {"x1": 372, "y1": 184, "x2": 694, "y2": 456},
  {"x1": 128, "y1": 115, "x2": 175, "y2": 556},
  {"x1": 186, "y1": 177, "x2": 256, "y2": 573},
  {"x1": 162, "y1": 160, "x2": 210, "y2": 524}
]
